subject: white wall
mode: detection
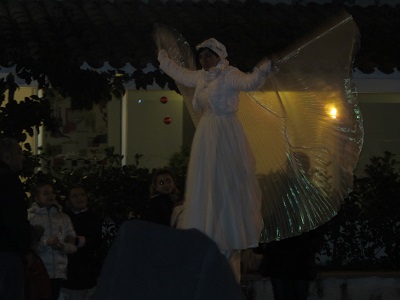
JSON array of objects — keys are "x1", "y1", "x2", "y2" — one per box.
[
  {"x1": 353, "y1": 71, "x2": 400, "y2": 174},
  {"x1": 356, "y1": 95, "x2": 400, "y2": 175},
  {"x1": 122, "y1": 90, "x2": 184, "y2": 169}
]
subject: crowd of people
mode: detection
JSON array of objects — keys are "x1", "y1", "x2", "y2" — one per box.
[{"x1": 0, "y1": 136, "x2": 193, "y2": 300}]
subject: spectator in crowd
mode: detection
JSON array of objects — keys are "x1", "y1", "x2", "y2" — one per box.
[
  {"x1": 0, "y1": 138, "x2": 31, "y2": 300},
  {"x1": 94, "y1": 220, "x2": 246, "y2": 300},
  {"x1": 28, "y1": 181, "x2": 77, "y2": 300},
  {"x1": 259, "y1": 152, "x2": 321, "y2": 300},
  {"x1": 59, "y1": 185, "x2": 102, "y2": 300},
  {"x1": 260, "y1": 230, "x2": 320, "y2": 300},
  {"x1": 145, "y1": 168, "x2": 183, "y2": 227}
]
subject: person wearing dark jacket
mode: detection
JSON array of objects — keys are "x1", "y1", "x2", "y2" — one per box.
[
  {"x1": 94, "y1": 220, "x2": 246, "y2": 300},
  {"x1": 0, "y1": 138, "x2": 32, "y2": 300},
  {"x1": 60, "y1": 185, "x2": 102, "y2": 300},
  {"x1": 145, "y1": 168, "x2": 182, "y2": 227},
  {"x1": 259, "y1": 152, "x2": 322, "y2": 300},
  {"x1": 260, "y1": 230, "x2": 320, "y2": 300}
]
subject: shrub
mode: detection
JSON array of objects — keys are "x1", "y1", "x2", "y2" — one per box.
[{"x1": 317, "y1": 152, "x2": 400, "y2": 270}]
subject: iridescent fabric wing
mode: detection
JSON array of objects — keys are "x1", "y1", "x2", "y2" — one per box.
[
  {"x1": 239, "y1": 12, "x2": 364, "y2": 242},
  {"x1": 153, "y1": 24, "x2": 201, "y2": 126}
]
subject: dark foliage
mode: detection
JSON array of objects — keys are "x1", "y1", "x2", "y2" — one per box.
[{"x1": 317, "y1": 152, "x2": 400, "y2": 270}]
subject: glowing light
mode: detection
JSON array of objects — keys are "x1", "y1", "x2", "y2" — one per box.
[
  {"x1": 137, "y1": 99, "x2": 142, "y2": 103},
  {"x1": 329, "y1": 107, "x2": 337, "y2": 119}
]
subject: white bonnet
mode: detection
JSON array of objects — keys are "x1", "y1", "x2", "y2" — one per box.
[{"x1": 196, "y1": 38, "x2": 228, "y2": 59}]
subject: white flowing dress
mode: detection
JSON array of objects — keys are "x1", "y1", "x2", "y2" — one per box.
[{"x1": 159, "y1": 50, "x2": 271, "y2": 251}]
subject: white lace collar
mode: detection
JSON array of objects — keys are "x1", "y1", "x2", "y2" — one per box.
[{"x1": 204, "y1": 59, "x2": 229, "y2": 82}]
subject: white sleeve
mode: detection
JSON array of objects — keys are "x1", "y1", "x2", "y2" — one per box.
[
  {"x1": 158, "y1": 50, "x2": 199, "y2": 88},
  {"x1": 226, "y1": 61, "x2": 272, "y2": 91}
]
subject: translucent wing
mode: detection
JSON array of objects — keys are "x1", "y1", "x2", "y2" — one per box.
[
  {"x1": 153, "y1": 24, "x2": 201, "y2": 126},
  {"x1": 240, "y1": 12, "x2": 364, "y2": 242}
]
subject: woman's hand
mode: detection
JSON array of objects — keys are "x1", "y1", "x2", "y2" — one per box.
[
  {"x1": 256, "y1": 57, "x2": 273, "y2": 75},
  {"x1": 158, "y1": 49, "x2": 169, "y2": 61},
  {"x1": 256, "y1": 57, "x2": 271, "y2": 69}
]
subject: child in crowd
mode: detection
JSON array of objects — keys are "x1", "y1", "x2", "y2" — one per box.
[
  {"x1": 145, "y1": 168, "x2": 183, "y2": 227},
  {"x1": 59, "y1": 185, "x2": 102, "y2": 300},
  {"x1": 27, "y1": 181, "x2": 77, "y2": 300}
]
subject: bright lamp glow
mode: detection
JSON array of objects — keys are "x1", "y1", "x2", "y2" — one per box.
[{"x1": 329, "y1": 107, "x2": 337, "y2": 119}]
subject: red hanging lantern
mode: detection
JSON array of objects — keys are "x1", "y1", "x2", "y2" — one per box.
[
  {"x1": 164, "y1": 116, "x2": 172, "y2": 124},
  {"x1": 160, "y1": 96, "x2": 168, "y2": 104}
]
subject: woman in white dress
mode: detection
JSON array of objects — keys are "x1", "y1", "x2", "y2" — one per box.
[{"x1": 158, "y1": 38, "x2": 272, "y2": 281}]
